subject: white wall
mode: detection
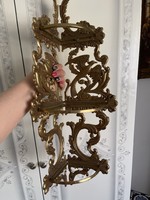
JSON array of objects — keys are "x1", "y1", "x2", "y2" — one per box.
[{"x1": 132, "y1": 79, "x2": 150, "y2": 194}]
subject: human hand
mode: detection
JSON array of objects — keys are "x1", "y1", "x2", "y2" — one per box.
[{"x1": 51, "y1": 64, "x2": 65, "y2": 89}]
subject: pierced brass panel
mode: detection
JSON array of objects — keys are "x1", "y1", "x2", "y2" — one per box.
[{"x1": 30, "y1": 0, "x2": 117, "y2": 194}]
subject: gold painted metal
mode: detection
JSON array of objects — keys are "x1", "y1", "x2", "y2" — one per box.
[{"x1": 30, "y1": 0, "x2": 117, "y2": 194}]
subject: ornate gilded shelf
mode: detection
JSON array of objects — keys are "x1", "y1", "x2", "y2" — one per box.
[{"x1": 30, "y1": 0, "x2": 117, "y2": 194}]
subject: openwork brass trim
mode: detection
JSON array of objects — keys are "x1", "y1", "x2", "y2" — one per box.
[{"x1": 30, "y1": 0, "x2": 117, "y2": 194}]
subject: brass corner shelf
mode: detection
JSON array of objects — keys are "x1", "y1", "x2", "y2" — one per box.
[{"x1": 30, "y1": 0, "x2": 117, "y2": 194}]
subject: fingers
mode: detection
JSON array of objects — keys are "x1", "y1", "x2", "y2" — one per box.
[
  {"x1": 52, "y1": 64, "x2": 65, "y2": 89},
  {"x1": 58, "y1": 79, "x2": 65, "y2": 89},
  {"x1": 52, "y1": 63, "x2": 63, "y2": 70},
  {"x1": 52, "y1": 69, "x2": 65, "y2": 78}
]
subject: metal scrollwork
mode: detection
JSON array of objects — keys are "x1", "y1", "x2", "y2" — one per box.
[{"x1": 30, "y1": 0, "x2": 117, "y2": 194}]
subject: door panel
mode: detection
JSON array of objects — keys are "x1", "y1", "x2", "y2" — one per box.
[{"x1": 0, "y1": 0, "x2": 44, "y2": 199}]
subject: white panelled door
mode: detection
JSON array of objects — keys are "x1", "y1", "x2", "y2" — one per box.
[
  {"x1": 0, "y1": 0, "x2": 62, "y2": 199},
  {"x1": 0, "y1": 0, "x2": 44, "y2": 199},
  {"x1": 0, "y1": 0, "x2": 141, "y2": 200}
]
